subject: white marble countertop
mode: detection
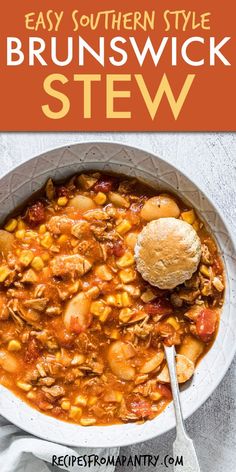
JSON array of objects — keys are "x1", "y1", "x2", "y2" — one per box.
[{"x1": 0, "y1": 132, "x2": 235, "y2": 471}]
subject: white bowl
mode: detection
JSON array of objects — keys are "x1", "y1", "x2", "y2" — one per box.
[{"x1": 0, "y1": 142, "x2": 235, "y2": 448}]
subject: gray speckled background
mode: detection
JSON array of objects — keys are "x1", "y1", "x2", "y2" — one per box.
[{"x1": 0, "y1": 132, "x2": 235, "y2": 471}]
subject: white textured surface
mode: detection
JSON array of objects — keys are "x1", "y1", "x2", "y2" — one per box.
[{"x1": 0, "y1": 133, "x2": 235, "y2": 471}]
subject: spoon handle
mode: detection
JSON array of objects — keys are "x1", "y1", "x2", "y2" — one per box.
[{"x1": 164, "y1": 345, "x2": 201, "y2": 472}]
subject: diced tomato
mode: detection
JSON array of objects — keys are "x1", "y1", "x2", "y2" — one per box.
[
  {"x1": 144, "y1": 298, "x2": 173, "y2": 317},
  {"x1": 25, "y1": 201, "x2": 45, "y2": 227},
  {"x1": 110, "y1": 240, "x2": 125, "y2": 258},
  {"x1": 94, "y1": 177, "x2": 115, "y2": 193},
  {"x1": 156, "y1": 383, "x2": 172, "y2": 400},
  {"x1": 196, "y1": 308, "x2": 217, "y2": 342},
  {"x1": 56, "y1": 186, "x2": 69, "y2": 198},
  {"x1": 128, "y1": 397, "x2": 152, "y2": 418}
]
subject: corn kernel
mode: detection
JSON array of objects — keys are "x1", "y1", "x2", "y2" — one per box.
[
  {"x1": 17, "y1": 220, "x2": 26, "y2": 230},
  {"x1": 87, "y1": 396, "x2": 98, "y2": 406},
  {"x1": 212, "y1": 276, "x2": 224, "y2": 292},
  {"x1": 125, "y1": 232, "x2": 138, "y2": 250},
  {"x1": 106, "y1": 294, "x2": 123, "y2": 307},
  {"x1": 58, "y1": 234, "x2": 68, "y2": 244},
  {"x1": 27, "y1": 391, "x2": 36, "y2": 400},
  {"x1": 61, "y1": 400, "x2": 71, "y2": 410},
  {"x1": 42, "y1": 252, "x2": 50, "y2": 262},
  {"x1": 57, "y1": 196, "x2": 68, "y2": 207},
  {"x1": 200, "y1": 264, "x2": 211, "y2": 278},
  {"x1": 105, "y1": 390, "x2": 123, "y2": 402},
  {"x1": 181, "y1": 210, "x2": 196, "y2": 225},
  {"x1": 50, "y1": 246, "x2": 59, "y2": 255},
  {"x1": 119, "y1": 308, "x2": 134, "y2": 323},
  {"x1": 116, "y1": 219, "x2": 132, "y2": 235},
  {"x1": 94, "y1": 192, "x2": 107, "y2": 205},
  {"x1": 105, "y1": 295, "x2": 117, "y2": 306},
  {"x1": 40, "y1": 232, "x2": 53, "y2": 249},
  {"x1": 25, "y1": 230, "x2": 38, "y2": 239},
  {"x1": 4, "y1": 218, "x2": 17, "y2": 232},
  {"x1": 91, "y1": 300, "x2": 106, "y2": 316},
  {"x1": 150, "y1": 392, "x2": 162, "y2": 401},
  {"x1": 15, "y1": 229, "x2": 25, "y2": 240},
  {"x1": 116, "y1": 252, "x2": 134, "y2": 268},
  {"x1": 166, "y1": 316, "x2": 180, "y2": 330},
  {"x1": 75, "y1": 395, "x2": 87, "y2": 407},
  {"x1": 114, "y1": 391, "x2": 123, "y2": 402},
  {"x1": 91, "y1": 301, "x2": 111, "y2": 320},
  {"x1": 121, "y1": 292, "x2": 131, "y2": 307},
  {"x1": 39, "y1": 224, "x2": 47, "y2": 234},
  {"x1": 69, "y1": 406, "x2": 82, "y2": 420},
  {"x1": 119, "y1": 268, "x2": 136, "y2": 284},
  {"x1": 86, "y1": 286, "x2": 100, "y2": 299},
  {"x1": 31, "y1": 256, "x2": 44, "y2": 271},
  {"x1": 0, "y1": 266, "x2": 11, "y2": 282},
  {"x1": 8, "y1": 340, "x2": 21, "y2": 351},
  {"x1": 71, "y1": 354, "x2": 85, "y2": 366},
  {"x1": 55, "y1": 351, "x2": 61, "y2": 361},
  {"x1": 19, "y1": 250, "x2": 34, "y2": 267},
  {"x1": 80, "y1": 417, "x2": 96, "y2": 426},
  {"x1": 91, "y1": 300, "x2": 112, "y2": 321},
  {"x1": 201, "y1": 282, "x2": 211, "y2": 296},
  {"x1": 110, "y1": 329, "x2": 120, "y2": 339},
  {"x1": 141, "y1": 289, "x2": 156, "y2": 303},
  {"x1": 95, "y1": 264, "x2": 113, "y2": 281},
  {"x1": 99, "y1": 307, "x2": 112, "y2": 323},
  {"x1": 17, "y1": 381, "x2": 32, "y2": 392}
]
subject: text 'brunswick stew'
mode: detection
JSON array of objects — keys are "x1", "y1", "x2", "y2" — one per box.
[{"x1": 0, "y1": 173, "x2": 224, "y2": 426}]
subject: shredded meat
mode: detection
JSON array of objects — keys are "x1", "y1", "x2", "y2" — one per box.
[
  {"x1": 42, "y1": 385, "x2": 65, "y2": 397},
  {"x1": 47, "y1": 216, "x2": 73, "y2": 235},
  {"x1": 50, "y1": 254, "x2": 92, "y2": 277}
]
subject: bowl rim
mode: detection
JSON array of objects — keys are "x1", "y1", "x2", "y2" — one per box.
[{"x1": 0, "y1": 140, "x2": 235, "y2": 448}]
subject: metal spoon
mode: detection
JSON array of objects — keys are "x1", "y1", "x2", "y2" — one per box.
[{"x1": 164, "y1": 345, "x2": 201, "y2": 472}]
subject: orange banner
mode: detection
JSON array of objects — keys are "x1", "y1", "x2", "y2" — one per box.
[{"x1": 0, "y1": 1, "x2": 235, "y2": 130}]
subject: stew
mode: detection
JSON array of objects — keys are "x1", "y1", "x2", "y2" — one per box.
[{"x1": 0, "y1": 172, "x2": 224, "y2": 425}]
